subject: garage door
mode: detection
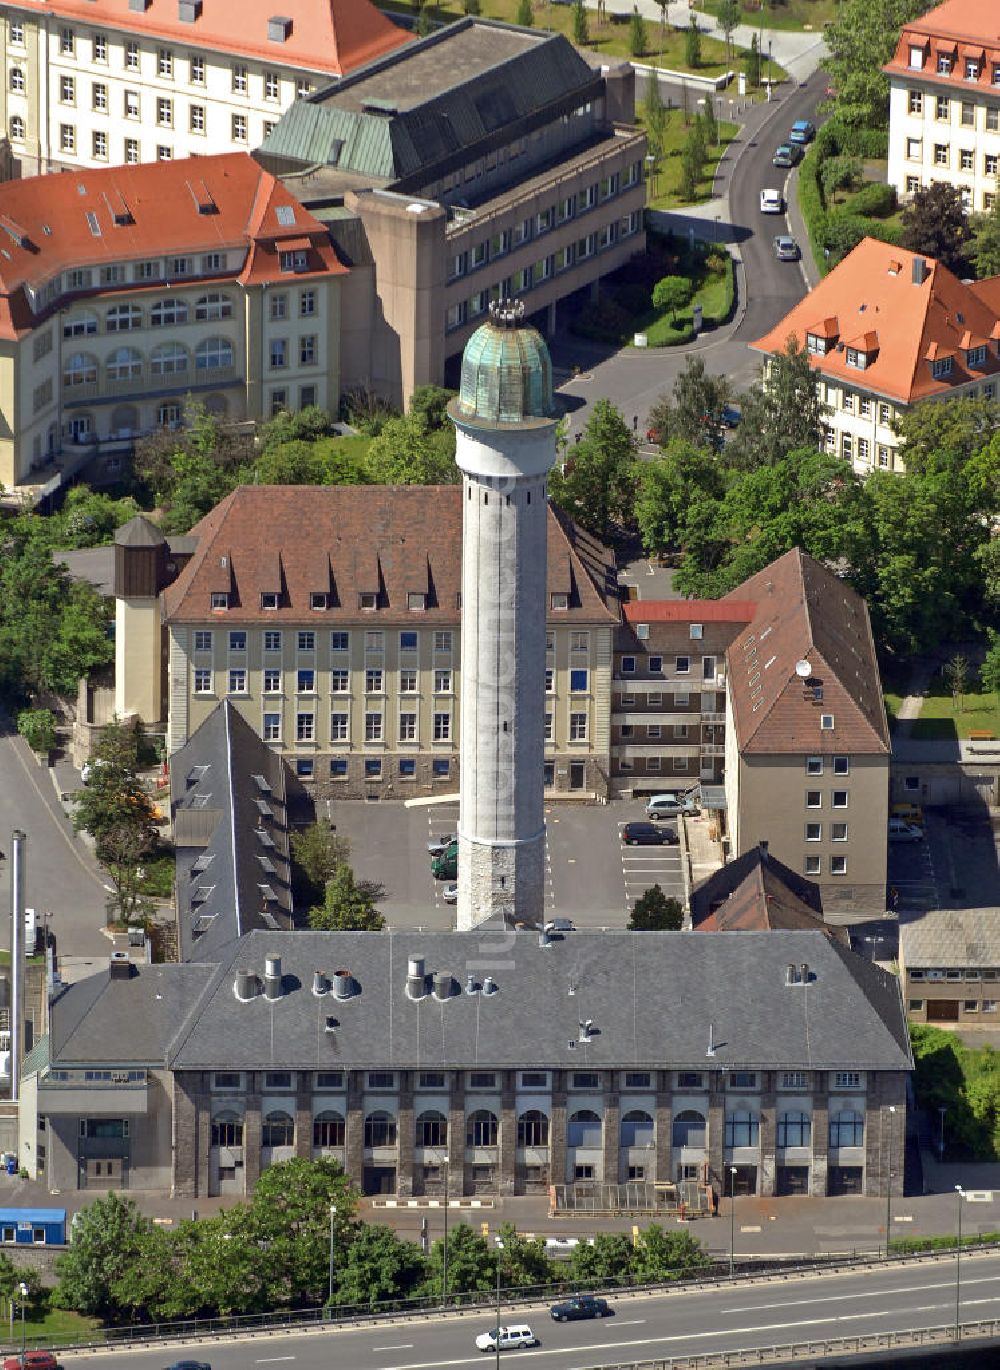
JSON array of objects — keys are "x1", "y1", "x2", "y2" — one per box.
[{"x1": 927, "y1": 999, "x2": 959, "y2": 1022}]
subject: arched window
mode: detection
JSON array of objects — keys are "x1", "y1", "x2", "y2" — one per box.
[
  {"x1": 621, "y1": 1110, "x2": 654, "y2": 1147},
  {"x1": 672, "y1": 1110, "x2": 706, "y2": 1148},
  {"x1": 364, "y1": 1110, "x2": 397, "y2": 1148},
  {"x1": 195, "y1": 292, "x2": 233, "y2": 321},
  {"x1": 777, "y1": 1111, "x2": 811, "y2": 1148},
  {"x1": 567, "y1": 1110, "x2": 602, "y2": 1147},
  {"x1": 106, "y1": 346, "x2": 142, "y2": 381},
  {"x1": 9, "y1": 116, "x2": 25, "y2": 142},
  {"x1": 110, "y1": 404, "x2": 139, "y2": 436},
  {"x1": 63, "y1": 352, "x2": 98, "y2": 387},
  {"x1": 63, "y1": 312, "x2": 97, "y2": 339},
  {"x1": 313, "y1": 1111, "x2": 345, "y2": 1148},
  {"x1": 724, "y1": 1111, "x2": 759, "y2": 1148},
  {"x1": 106, "y1": 303, "x2": 142, "y2": 332},
  {"x1": 150, "y1": 342, "x2": 188, "y2": 376},
  {"x1": 829, "y1": 1110, "x2": 864, "y2": 1148},
  {"x1": 416, "y1": 1111, "x2": 448, "y2": 1148},
  {"x1": 466, "y1": 1109, "x2": 498, "y2": 1146},
  {"x1": 211, "y1": 1112, "x2": 243, "y2": 1147},
  {"x1": 150, "y1": 298, "x2": 189, "y2": 327},
  {"x1": 517, "y1": 1109, "x2": 549, "y2": 1146},
  {"x1": 261, "y1": 1110, "x2": 294, "y2": 1147},
  {"x1": 196, "y1": 336, "x2": 233, "y2": 371}
]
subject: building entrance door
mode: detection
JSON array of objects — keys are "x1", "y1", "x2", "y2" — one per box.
[
  {"x1": 569, "y1": 762, "x2": 585, "y2": 790},
  {"x1": 927, "y1": 999, "x2": 959, "y2": 1022}
]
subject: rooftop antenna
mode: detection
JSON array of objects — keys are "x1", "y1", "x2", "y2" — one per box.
[
  {"x1": 705, "y1": 1022, "x2": 716, "y2": 1058},
  {"x1": 795, "y1": 659, "x2": 812, "y2": 679}
]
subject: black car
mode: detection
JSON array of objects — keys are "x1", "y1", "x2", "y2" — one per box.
[
  {"x1": 550, "y1": 1294, "x2": 612, "y2": 1322},
  {"x1": 621, "y1": 822, "x2": 678, "y2": 846},
  {"x1": 164, "y1": 1362, "x2": 212, "y2": 1370}
]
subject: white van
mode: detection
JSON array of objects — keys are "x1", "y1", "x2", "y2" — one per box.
[
  {"x1": 475, "y1": 1324, "x2": 538, "y2": 1352},
  {"x1": 646, "y1": 792, "x2": 699, "y2": 819}
]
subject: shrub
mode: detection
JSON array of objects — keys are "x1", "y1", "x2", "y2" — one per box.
[
  {"x1": 848, "y1": 182, "x2": 897, "y2": 218},
  {"x1": 17, "y1": 709, "x2": 57, "y2": 757}
]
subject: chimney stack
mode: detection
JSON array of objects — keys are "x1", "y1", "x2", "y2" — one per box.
[
  {"x1": 433, "y1": 971, "x2": 453, "y2": 1001},
  {"x1": 332, "y1": 969, "x2": 355, "y2": 1000},
  {"x1": 406, "y1": 956, "x2": 427, "y2": 999},
  {"x1": 912, "y1": 256, "x2": 928, "y2": 286},
  {"x1": 235, "y1": 968, "x2": 257, "y2": 1001},
  {"x1": 312, "y1": 971, "x2": 328, "y2": 997},
  {"x1": 264, "y1": 954, "x2": 283, "y2": 1001}
]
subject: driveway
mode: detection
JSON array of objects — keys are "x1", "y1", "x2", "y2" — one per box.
[{"x1": 327, "y1": 799, "x2": 686, "y2": 929}]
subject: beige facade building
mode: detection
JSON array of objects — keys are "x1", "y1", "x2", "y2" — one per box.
[
  {"x1": 112, "y1": 487, "x2": 619, "y2": 798},
  {"x1": 0, "y1": 0, "x2": 409, "y2": 175},
  {"x1": 753, "y1": 238, "x2": 1000, "y2": 477},
  {"x1": 900, "y1": 908, "x2": 1000, "y2": 1027},
  {"x1": 884, "y1": 0, "x2": 1000, "y2": 213},
  {"x1": 0, "y1": 151, "x2": 345, "y2": 497}
]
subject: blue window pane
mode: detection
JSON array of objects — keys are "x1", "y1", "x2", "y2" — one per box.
[
  {"x1": 570, "y1": 669, "x2": 588, "y2": 692},
  {"x1": 432, "y1": 759, "x2": 450, "y2": 776},
  {"x1": 330, "y1": 759, "x2": 347, "y2": 776},
  {"x1": 399, "y1": 759, "x2": 416, "y2": 776},
  {"x1": 365, "y1": 759, "x2": 382, "y2": 777},
  {"x1": 400, "y1": 631, "x2": 418, "y2": 650},
  {"x1": 296, "y1": 758, "x2": 314, "y2": 778}
]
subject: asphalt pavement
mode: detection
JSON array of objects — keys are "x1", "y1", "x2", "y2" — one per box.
[{"x1": 57, "y1": 1251, "x2": 1000, "y2": 1370}]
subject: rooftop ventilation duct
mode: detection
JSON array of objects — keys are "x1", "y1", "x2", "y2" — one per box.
[
  {"x1": 235, "y1": 968, "x2": 258, "y2": 1001},
  {"x1": 433, "y1": 971, "x2": 454, "y2": 1001},
  {"x1": 465, "y1": 974, "x2": 479, "y2": 996},
  {"x1": 482, "y1": 976, "x2": 498, "y2": 995},
  {"x1": 912, "y1": 256, "x2": 928, "y2": 286},
  {"x1": 407, "y1": 956, "x2": 427, "y2": 999},
  {"x1": 332, "y1": 969, "x2": 355, "y2": 1000},
  {"x1": 264, "y1": 954, "x2": 283, "y2": 1002},
  {"x1": 109, "y1": 950, "x2": 133, "y2": 980},
  {"x1": 312, "y1": 971, "x2": 329, "y2": 997},
  {"x1": 785, "y1": 963, "x2": 799, "y2": 987},
  {"x1": 538, "y1": 928, "x2": 551, "y2": 949},
  {"x1": 800, "y1": 963, "x2": 810, "y2": 984}
]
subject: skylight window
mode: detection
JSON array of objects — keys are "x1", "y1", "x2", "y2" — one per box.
[{"x1": 275, "y1": 204, "x2": 295, "y2": 226}]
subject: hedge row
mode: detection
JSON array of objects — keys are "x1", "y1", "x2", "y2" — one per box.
[
  {"x1": 798, "y1": 121, "x2": 898, "y2": 275},
  {"x1": 889, "y1": 1230, "x2": 1000, "y2": 1255}
]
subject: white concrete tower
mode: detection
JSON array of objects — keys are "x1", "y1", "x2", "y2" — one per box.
[{"x1": 449, "y1": 301, "x2": 558, "y2": 931}]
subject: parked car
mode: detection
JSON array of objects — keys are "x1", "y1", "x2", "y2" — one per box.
[
  {"x1": 431, "y1": 841, "x2": 458, "y2": 879},
  {"x1": 4, "y1": 1355, "x2": 60, "y2": 1370},
  {"x1": 760, "y1": 188, "x2": 783, "y2": 213},
  {"x1": 163, "y1": 1362, "x2": 212, "y2": 1370},
  {"x1": 721, "y1": 403, "x2": 742, "y2": 429},
  {"x1": 790, "y1": 119, "x2": 816, "y2": 144},
  {"x1": 442, "y1": 883, "x2": 458, "y2": 904},
  {"x1": 888, "y1": 817, "x2": 924, "y2": 842},
  {"x1": 427, "y1": 834, "x2": 456, "y2": 855},
  {"x1": 646, "y1": 792, "x2": 699, "y2": 819},
  {"x1": 622, "y1": 822, "x2": 679, "y2": 846},
  {"x1": 550, "y1": 1294, "x2": 613, "y2": 1322},
  {"x1": 544, "y1": 917, "x2": 575, "y2": 933},
  {"x1": 475, "y1": 1325, "x2": 538, "y2": 1353},
  {"x1": 891, "y1": 802, "x2": 924, "y2": 825},
  {"x1": 773, "y1": 234, "x2": 801, "y2": 262},
  {"x1": 772, "y1": 142, "x2": 802, "y2": 167}
]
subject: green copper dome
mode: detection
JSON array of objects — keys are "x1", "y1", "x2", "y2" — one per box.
[{"x1": 454, "y1": 302, "x2": 555, "y2": 427}]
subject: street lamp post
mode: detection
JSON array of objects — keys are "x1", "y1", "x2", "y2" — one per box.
[
  {"x1": 328, "y1": 1204, "x2": 337, "y2": 1310},
  {"x1": 955, "y1": 1184, "x2": 964, "y2": 1341},
  {"x1": 728, "y1": 1166, "x2": 738, "y2": 1279},
  {"x1": 939, "y1": 1106, "x2": 947, "y2": 1160},
  {"x1": 885, "y1": 1106, "x2": 895, "y2": 1258},
  {"x1": 442, "y1": 1152, "x2": 450, "y2": 1308},
  {"x1": 495, "y1": 1239, "x2": 503, "y2": 1370},
  {"x1": 17, "y1": 1281, "x2": 27, "y2": 1367}
]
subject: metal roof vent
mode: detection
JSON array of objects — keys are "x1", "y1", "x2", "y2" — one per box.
[
  {"x1": 538, "y1": 928, "x2": 551, "y2": 949},
  {"x1": 178, "y1": 0, "x2": 202, "y2": 20},
  {"x1": 785, "y1": 963, "x2": 800, "y2": 987},
  {"x1": 109, "y1": 951, "x2": 133, "y2": 980},
  {"x1": 406, "y1": 956, "x2": 428, "y2": 999},
  {"x1": 268, "y1": 15, "x2": 292, "y2": 41},
  {"x1": 482, "y1": 976, "x2": 498, "y2": 995},
  {"x1": 578, "y1": 1018, "x2": 594, "y2": 1043},
  {"x1": 800, "y1": 963, "x2": 811, "y2": 984},
  {"x1": 264, "y1": 954, "x2": 283, "y2": 1002},
  {"x1": 332, "y1": 969, "x2": 356, "y2": 1000},
  {"x1": 464, "y1": 974, "x2": 479, "y2": 996},
  {"x1": 433, "y1": 971, "x2": 455, "y2": 1001},
  {"x1": 234, "y1": 968, "x2": 258, "y2": 1002},
  {"x1": 912, "y1": 256, "x2": 928, "y2": 286},
  {"x1": 312, "y1": 971, "x2": 329, "y2": 997}
]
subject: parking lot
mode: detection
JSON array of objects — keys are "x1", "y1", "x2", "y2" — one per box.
[{"x1": 327, "y1": 797, "x2": 688, "y2": 929}]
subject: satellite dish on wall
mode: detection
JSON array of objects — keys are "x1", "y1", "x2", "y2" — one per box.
[{"x1": 795, "y1": 659, "x2": 812, "y2": 678}]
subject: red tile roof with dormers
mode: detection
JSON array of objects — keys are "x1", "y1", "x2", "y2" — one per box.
[
  {"x1": 884, "y1": 0, "x2": 1000, "y2": 95},
  {"x1": 12, "y1": 0, "x2": 410, "y2": 79},
  {"x1": 0, "y1": 153, "x2": 346, "y2": 341},
  {"x1": 751, "y1": 237, "x2": 1000, "y2": 405}
]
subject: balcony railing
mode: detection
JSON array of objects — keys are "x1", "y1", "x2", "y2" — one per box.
[{"x1": 63, "y1": 364, "x2": 240, "y2": 406}]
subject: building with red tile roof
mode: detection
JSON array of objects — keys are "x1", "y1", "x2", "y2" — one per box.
[
  {"x1": 0, "y1": 153, "x2": 346, "y2": 497},
  {"x1": 691, "y1": 840, "x2": 848, "y2": 942},
  {"x1": 751, "y1": 237, "x2": 1000, "y2": 475},
  {"x1": 3, "y1": 0, "x2": 410, "y2": 176},
  {"x1": 884, "y1": 0, "x2": 1000, "y2": 215}
]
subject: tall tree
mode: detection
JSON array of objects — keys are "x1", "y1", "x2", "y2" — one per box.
[
  {"x1": 900, "y1": 182, "x2": 972, "y2": 275},
  {"x1": 629, "y1": 885, "x2": 684, "y2": 931},
  {"x1": 629, "y1": 5, "x2": 647, "y2": 59},
  {"x1": 247, "y1": 1158, "x2": 358, "y2": 1306},
  {"x1": 365, "y1": 414, "x2": 457, "y2": 486},
  {"x1": 652, "y1": 274, "x2": 693, "y2": 322},
  {"x1": 309, "y1": 864, "x2": 386, "y2": 932},
  {"x1": 744, "y1": 33, "x2": 760, "y2": 88},
  {"x1": 822, "y1": 0, "x2": 927, "y2": 130},
  {"x1": 662, "y1": 354, "x2": 732, "y2": 450},
  {"x1": 634, "y1": 439, "x2": 727, "y2": 556},
  {"x1": 333, "y1": 1224, "x2": 427, "y2": 1310},
  {"x1": 53, "y1": 1193, "x2": 154, "y2": 1319},
  {"x1": 423, "y1": 1223, "x2": 495, "y2": 1298},
  {"x1": 727, "y1": 337, "x2": 824, "y2": 470},
  {"x1": 969, "y1": 198, "x2": 1000, "y2": 279},
  {"x1": 716, "y1": 0, "x2": 739, "y2": 63},
  {"x1": 981, "y1": 631, "x2": 1000, "y2": 704},
  {"x1": 567, "y1": 1231, "x2": 634, "y2": 1286},
  {"x1": 516, "y1": 0, "x2": 533, "y2": 25},
  {"x1": 632, "y1": 1225, "x2": 709, "y2": 1280},
  {"x1": 944, "y1": 653, "x2": 969, "y2": 713},
  {"x1": 290, "y1": 822, "x2": 352, "y2": 905},
  {"x1": 894, "y1": 395, "x2": 1000, "y2": 477},
  {"x1": 572, "y1": 0, "x2": 589, "y2": 47},
  {"x1": 494, "y1": 1223, "x2": 555, "y2": 1288},
  {"x1": 548, "y1": 398, "x2": 636, "y2": 542},
  {"x1": 685, "y1": 16, "x2": 701, "y2": 70}
]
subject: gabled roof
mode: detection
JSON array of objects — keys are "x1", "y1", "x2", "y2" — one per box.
[
  {"x1": 170, "y1": 701, "x2": 294, "y2": 962},
  {"x1": 901, "y1": 907, "x2": 1000, "y2": 968},
  {"x1": 10, "y1": 0, "x2": 410, "y2": 79},
  {"x1": 691, "y1": 842, "x2": 847, "y2": 942},
  {"x1": 162, "y1": 486, "x2": 620, "y2": 625},
  {"x1": 751, "y1": 238, "x2": 1000, "y2": 405},
  {"x1": 884, "y1": 0, "x2": 1000, "y2": 95},
  {"x1": 622, "y1": 600, "x2": 756, "y2": 625},
  {"x1": 723, "y1": 549, "x2": 889, "y2": 756}
]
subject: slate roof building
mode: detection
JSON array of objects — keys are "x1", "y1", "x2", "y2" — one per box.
[
  {"x1": 19, "y1": 928, "x2": 910, "y2": 1201},
  {"x1": 258, "y1": 17, "x2": 647, "y2": 408},
  {"x1": 900, "y1": 908, "x2": 1000, "y2": 1026},
  {"x1": 752, "y1": 237, "x2": 1000, "y2": 476},
  {"x1": 691, "y1": 840, "x2": 847, "y2": 942}
]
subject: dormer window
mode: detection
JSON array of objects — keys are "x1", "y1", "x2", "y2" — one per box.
[
  {"x1": 908, "y1": 45, "x2": 925, "y2": 70},
  {"x1": 279, "y1": 247, "x2": 309, "y2": 273},
  {"x1": 260, "y1": 591, "x2": 279, "y2": 610},
  {"x1": 210, "y1": 592, "x2": 229, "y2": 610},
  {"x1": 359, "y1": 591, "x2": 377, "y2": 611},
  {"x1": 937, "y1": 51, "x2": 953, "y2": 75},
  {"x1": 310, "y1": 592, "x2": 328, "y2": 610},
  {"x1": 820, "y1": 714, "x2": 834, "y2": 730},
  {"x1": 845, "y1": 348, "x2": 867, "y2": 370},
  {"x1": 931, "y1": 356, "x2": 953, "y2": 379},
  {"x1": 967, "y1": 344, "x2": 986, "y2": 368},
  {"x1": 550, "y1": 592, "x2": 569, "y2": 611},
  {"x1": 806, "y1": 332, "x2": 829, "y2": 355},
  {"x1": 965, "y1": 59, "x2": 980, "y2": 80},
  {"x1": 407, "y1": 592, "x2": 426, "y2": 611}
]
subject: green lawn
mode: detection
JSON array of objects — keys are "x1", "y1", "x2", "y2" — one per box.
[
  {"x1": 701, "y1": 0, "x2": 838, "y2": 33},
  {"x1": 646, "y1": 113, "x2": 740, "y2": 210},
  {"x1": 906, "y1": 685, "x2": 1000, "y2": 741},
  {"x1": 385, "y1": 0, "x2": 787, "y2": 77},
  {"x1": 19, "y1": 1301, "x2": 101, "y2": 1346}
]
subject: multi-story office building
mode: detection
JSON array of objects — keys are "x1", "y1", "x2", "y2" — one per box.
[
  {"x1": 752, "y1": 238, "x2": 1000, "y2": 476},
  {"x1": 722, "y1": 549, "x2": 890, "y2": 921},
  {"x1": 884, "y1": 0, "x2": 1000, "y2": 212},
  {"x1": 610, "y1": 599, "x2": 755, "y2": 794},
  {"x1": 111, "y1": 485, "x2": 619, "y2": 797},
  {"x1": 20, "y1": 928, "x2": 911, "y2": 1199},
  {"x1": 0, "y1": 152, "x2": 346, "y2": 496},
  {"x1": 259, "y1": 17, "x2": 647, "y2": 409},
  {"x1": 0, "y1": 0, "x2": 409, "y2": 175}
]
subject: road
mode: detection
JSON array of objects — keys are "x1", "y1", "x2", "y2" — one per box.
[{"x1": 61, "y1": 1251, "x2": 1000, "y2": 1370}]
